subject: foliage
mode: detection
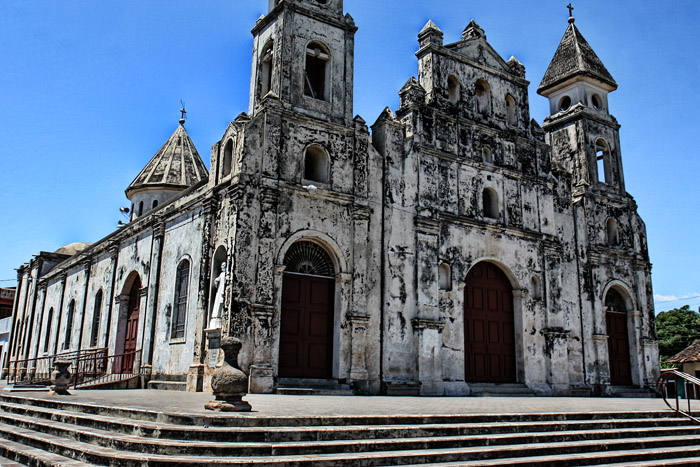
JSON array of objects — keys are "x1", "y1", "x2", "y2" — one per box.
[{"x1": 656, "y1": 305, "x2": 700, "y2": 367}]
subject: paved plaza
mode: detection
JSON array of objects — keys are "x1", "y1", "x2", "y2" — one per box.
[{"x1": 1, "y1": 380, "x2": 674, "y2": 419}]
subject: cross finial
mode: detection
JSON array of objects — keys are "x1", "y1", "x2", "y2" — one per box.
[
  {"x1": 566, "y1": 3, "x2": 575, "y2": 24},
  {"x1": 179, "y1": 100, "x2": 187, "y2": 125}
]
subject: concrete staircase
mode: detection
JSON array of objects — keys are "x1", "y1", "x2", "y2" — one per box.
[
  {"x1": 276, "y1": 378, "x2": 353, "y2": 395},
  {"x1": 468, "y1": 383, "x2": 536, "y2": 397},
  {"x1": 1, "y1": 393, "x2": 700, "y2": 466}
]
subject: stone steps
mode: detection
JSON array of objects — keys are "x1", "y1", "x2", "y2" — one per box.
[
  {"x1": 147, "y1": 380, "x2": 187, "y2": 391},
  {"x1": 2, "y1": 393, "x2": 700, "y2": 466},
  {"x1": 468, "y1": 383, "x2": 536, "y2": 397},
  {"x1": 276, "y1": 378, "x2": 353, "y2": 395}
]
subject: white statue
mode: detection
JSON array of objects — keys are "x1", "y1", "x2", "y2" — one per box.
[{"x1": 209, "y1": 261, "x2": 226, "y2": 329}]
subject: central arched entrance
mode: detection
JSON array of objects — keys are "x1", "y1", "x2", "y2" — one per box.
[
  {"x1": 605, "y1": 288, "x2": 632, "y2": 385},
  {"x1": 279, "y1": 241, "x2": 335, "y2": 379},
  {"x1": 120, "y1": 276, "x2": 141, "y2": 373},
  {"x1": 464, "y1": 262, "x2": 516, "y2": 383}
]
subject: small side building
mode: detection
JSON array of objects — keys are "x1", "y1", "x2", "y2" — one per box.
[{"x1": 667, "y1": 341, "x2": 700, "y2": 377}]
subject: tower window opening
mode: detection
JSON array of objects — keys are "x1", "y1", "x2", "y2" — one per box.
[
  {"x1": 138, "y1": 201, "x2": 144, "y2": 217},
  {"x1": 505, "y1": 95, "x2": 516, "y2": 125},
  {"x1": 304, "y1": 43, "x2": 329, "y2": 101},
  {"x1": 606, "y1": 218, "x2": 619, "y2": 246},
  {"x1": 152, "y1": 199, "x2": 158, "y2": 209},
  {"x1": 222, "y1": 139, "x2": 233, "y2": 178},
  {"x1": 475, "y1": 79, "x2": 490, "y2": 114},
  {"x1": 559, "y1": 95, "x2": 572, "y2": 112},
  {"x1": 304, "y1": 145, "x2": 329, "y2": 183},
  {"x1": 482, "y1": 188, "x2": 498, "y2": 219},
  {"x1": 260, "y1": 41, "x2": 274, "y2": 97},
  {"x1": 448, "y1": 75, "x2": 460, "y2": 105},
  {"x1": 482, "y1": 146, "x2": 493, "y2": 164},
  {"x1": 591, "y1": 94, "x2": 602, "y2": 110},
  {"x1": 595, "y1": 139, "x2": 611, "y2": 184}
]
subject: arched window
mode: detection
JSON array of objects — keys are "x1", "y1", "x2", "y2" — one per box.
[
  {"x1": 304, "y1": 42, "x2": 330, "y2": 101},
  {"x1": 606, "y1": 218, "x2": 619, "y2": 246},
  {"x1": 559, "y1": 95, "x2": 572, "y2": 112},
  {"x1": 43, "y1": 308, "x2": 53, "y2": 353},
  {"x1": 171, "y1": 259, "x2": 190, "y2": 340},
  {"x1": 591, "y1": 94, "x2": 602, "y2": 110},
  {"x1": 222, "y1": 139, "x2": 233, "y2": 178},
  {"x1": 595, "y1": 139, "x2": 611, "y2": 184},
  {"x1": 605, "y1": 288, "x2": 627, "y2": 314},
  {"x1": 284, "y1": 241, "x2": 335, "y2": 277},
  {"x1": 90, "y1": 290, "x2": 103, "y2": 348},
  {"x1": 304, "y1": 145, "x2": 329, "y2": 183},
  {"x1": 152, "y1": 199, "x2": 158, "y2": 210},
  {"x1": 475, "y1": 79, "x2": 490, "y2": 114},
  {"x1": 482, "y1": 146, "x2": 493, "y2": 164},
  {"x1": 483, "y1": 188, "x2": 498, "y2": 219},
  {"x1": 138, "y1": 201, "x2": 144, "y2": 217},
  {"x1": 505, "y1": 95, "x2": 516, "y2": 125},
  {"x1": 439, "y1": 263, "x2": 452, "y2": 290},
  {"x1": 64, "y1": 299, "x2": 75, "y2": 350},
  {"x1": 447, "y1": 75, "x2": 460, "y2": 105},
  {"x1": 259, "y1": 41, "x2": 274, "y2": 97}
]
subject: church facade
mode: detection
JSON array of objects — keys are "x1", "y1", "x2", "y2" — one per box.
[{"x1": 6, "y1": 0, "x2": 659, "y2": 396}]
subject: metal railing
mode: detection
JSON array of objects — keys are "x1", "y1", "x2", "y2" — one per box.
[
  {"x1": 6, "y1": 348, "x2": 141, "y2": 389},
  {"x1": 8, "y1": 348, "x2": 106, "y2": 386},
  {"x1": 656, "y1": 369, "x2": 700, "y2": 423},
  {"x1": 73, "y1": 350, "x2": 142, "y2": 389}
]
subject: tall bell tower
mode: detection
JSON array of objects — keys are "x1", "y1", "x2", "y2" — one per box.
[
  {"x1": 249, "y1": 0, "x2": 357, "y2": 126},
  {"x1": 538, "y1": 13, "x2": 624, "y2": 197}
]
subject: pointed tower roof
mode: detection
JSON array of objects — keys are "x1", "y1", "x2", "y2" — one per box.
[
  {"x1": 538, "y1": 21, "x2": 617, "y2": 95},
  {"x1": 125, "y1": 122, "x2": 208, "y2": 198}
]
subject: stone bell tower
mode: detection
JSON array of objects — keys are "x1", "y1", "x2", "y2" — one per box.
[
  {"x1": 249, "y1": 0, "x2": 357, "y2": 126},
  {"x1": 539, "y1": 12, "x2": 658, "y2": 392}
]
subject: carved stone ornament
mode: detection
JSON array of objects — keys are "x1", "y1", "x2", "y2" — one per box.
[
  {"x1": 48, "y1": 360, "x2": 72, "y2": 396},
  {"x1": 205, "y1": 337, "x2": 252, "y2": 412}
]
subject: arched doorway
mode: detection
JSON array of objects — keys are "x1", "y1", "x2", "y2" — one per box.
[
  {"x1": 464, "y1": 262, "x2": 515, "y2": 383},
  {"x1": 120, "y1": 276, "x2": 141, "y2": 373},
  {"x1": 279, "y1": 241, "x2": 335, "y2": 379},
  {"x1": 605, "y1": 288, "x2": 632, "y2": 385}
]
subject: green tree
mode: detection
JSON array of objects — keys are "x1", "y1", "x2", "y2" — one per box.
[{"x1": 656, "y1": 305, "x2": 700, "y2": 367}]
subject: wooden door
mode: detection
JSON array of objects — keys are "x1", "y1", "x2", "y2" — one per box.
[
  {"x1": 464, "y1": 262, "x2": 515, "y2": 383},
  {"x1": 121, "y1": 278, "x2": 141, "y2": 373},
  {"x1": 606, "y1": 310, "x2": 632, "y2": 385},
  {"x1": 279, "y1": 273, "x2": 334, "y2": 379}
]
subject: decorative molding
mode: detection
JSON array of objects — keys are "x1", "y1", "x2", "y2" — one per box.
[
  {"x1": 415, "y1": 217, "x2": 440, "y2": 236},
  {"x1": 411, "y1": 318, "x2": 445, "y2": 332}
]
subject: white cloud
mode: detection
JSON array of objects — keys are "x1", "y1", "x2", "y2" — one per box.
[{"x1": 654, "y1": 293, "x2": 700, "y2": 303}]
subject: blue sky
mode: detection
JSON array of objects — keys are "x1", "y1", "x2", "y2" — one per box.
[{"x1": 1, "y1": 1, "x2": 698, "y2": 313}]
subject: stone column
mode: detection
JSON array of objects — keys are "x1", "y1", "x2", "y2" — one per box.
[
  {"x1": 592, "y1": 333, "x2": 610, "y2": 393},
  {"x1": 542, "y1": 327, "x2": 570, "y2": 395},
  {"x1": 249, "y1": 304, "x2": 275, "y2": 394},
  {"x1": 347, "y1": 313, "x2": 370, "y2": 393},
  {"x1": 143, "y1": 220, "x2": 165, "y2": 372},
  {"x1": 411, "y1": 318, "x2": 445, "y2": 396},
  {"x1": 103, "y1": 245, "x2": 120, "y2": 351}
]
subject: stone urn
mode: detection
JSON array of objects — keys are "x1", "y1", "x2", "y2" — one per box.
[
  {"x1": 48, "y1": 360, "x2": 72, "y2": 396},
  {"x1": 205, "y1": 337, "x2": 252, "y2": 412}
]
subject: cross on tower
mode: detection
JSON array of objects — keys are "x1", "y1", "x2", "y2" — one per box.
[
  {"x1": 567, "y1": 3, "x2": 574, "y2": 18},
  {"x1": 179, "y1": 100, "x2": 187, "y2": 125}
]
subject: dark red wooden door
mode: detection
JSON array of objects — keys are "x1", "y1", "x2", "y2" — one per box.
[
  {"x1": 121, "y1": 278, "x2": 141, "y2": 373},
  {"x1": 464, "y1": 262, "x2": 515, "y2": 383},
  {"x1": 606, "y1": 310, "x2": 632, "y2": 385},
  {"x1": 279, "y1": 273, "x2": 334, "y2": 379}
]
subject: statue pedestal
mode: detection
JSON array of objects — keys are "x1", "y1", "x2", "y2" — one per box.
[
  {"x1": 205, "y1": 328, "x2": 222, "y2": 368},
  {"x1": 48, "y1": 360, "x2": 72, "y2": 396}
]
